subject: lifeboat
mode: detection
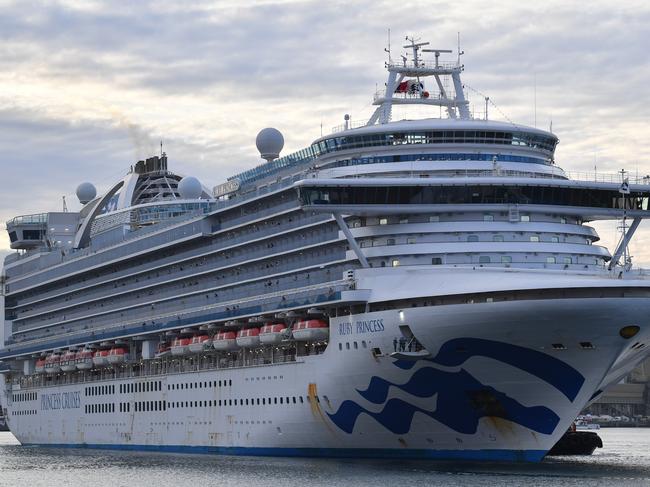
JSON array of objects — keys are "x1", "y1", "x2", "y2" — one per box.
[
  {"x1": 107, "y1": 347, "x2": 129, "y2": 364},
  {"x1": 92, "y1": 349, "x2": 110, "y2": 367},
  {"x1": 60, "y1": 350, "x2": 78, "y2": 372},
  {"x1": 259, "y1": 323, "x2": 287, "y2": 345},
  {"x1": 75, "y1": 349, "x2": 94, "y2": 370},
  {"x1": 35, "y1": 358, "x2": 46, "y2": 374},
  {"x1": 44, "y1": 352, "x2": 61, "y2": 374},
  {"x1": 212, "y1": 331, "x2": 239, "y2": 351},
  {"x1": 292, "y1": 319, "x2": 329, "y2": 341},
  {"x1": 236, "y1": 328, "x2": 260, "y2": 348},
  {"x1": 155, "y1": 342, "x2": 171, "y2": 358},
  {"x1": 188, "y1": 334, "x2": 212, "y2": 353},
  {"x1": 171, "y1": 337, "x2": 191, "y2": 356}
]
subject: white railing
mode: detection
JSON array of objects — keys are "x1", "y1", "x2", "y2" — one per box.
[
  {"x1": 331, "y1": 119, "x2": 368, "y2": 133},
  {"x1": 387, "y1": 60, "x2": 459, "y2": 71}
]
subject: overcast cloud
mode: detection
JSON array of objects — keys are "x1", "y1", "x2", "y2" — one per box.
[{"x1": 1, "y1": 0, "x2": 649, "y2": 264}]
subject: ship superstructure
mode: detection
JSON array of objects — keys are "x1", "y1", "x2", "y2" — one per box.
[{"x1": 2, "y1": 38, "x2": 650, "y2": 461}]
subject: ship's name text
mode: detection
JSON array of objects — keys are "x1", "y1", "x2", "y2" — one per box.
[
  {"x1": 41, "y1": 391, "x2": 81, "y2": 410},
  {"x1": 338, "y1": 319, "x2": 384, "y2": 335}
]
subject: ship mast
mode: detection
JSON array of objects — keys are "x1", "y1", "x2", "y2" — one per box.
[{"x1": 367, "y1": 36, "x2": 470, "y2": 125}]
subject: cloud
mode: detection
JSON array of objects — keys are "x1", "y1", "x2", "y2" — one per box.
[{"x1": 0, "y1": 0, "x2": 649, "y2": 264}]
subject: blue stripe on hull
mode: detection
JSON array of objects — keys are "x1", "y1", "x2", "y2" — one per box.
[{"x1": 21, "y1": 442, "x2": 546, "y2": 462}]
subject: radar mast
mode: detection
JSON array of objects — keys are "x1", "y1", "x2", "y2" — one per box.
[{"x1": 367, "y1": 36, "x2": 470, "y2": 125}]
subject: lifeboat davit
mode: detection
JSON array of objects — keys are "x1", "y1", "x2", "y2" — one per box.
[
  {"x1": 35, "y1": 358, "x2": 46, "y2": 374},
  {"x1": 188, "y1": 334, "x2": 212, "y2": 353},
  {"x1": 292, "y1": 319, "x2": 329, "y2": 341},
  {"x1": 155, "y1": 342, "x2": 171, "y2": 358},
  {"x1": 171, "y1": 337, "x2": 191, "y2": 356},
  {"x1": 44, "y1": 352, "x2": 61, "y2": 374},
  {"x1": 212, "y1": 331, "x2": 239, "y2": 351},
  {"x1": 60, "y1": 350, "x2": 78, "y2": 372},
  {"x1": 236, "y1": 328, "x2": 260, "y2": 348},
  {"x1": 92, "y1": 349, "x2": 110, "y2": 367},
  {"x1": 107, "y1": 347, "x2": 129, "y2": 364},
  {"x1": 75, "y1": 349, "x2": 94, "y2": 370},
  {"x1": 259, "y1": 323, "x2": 287, "y2": 345}
]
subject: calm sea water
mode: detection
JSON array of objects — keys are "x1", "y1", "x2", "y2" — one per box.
[{"x1": 0, "y1": 429, "x2": 648, "y2": 486}]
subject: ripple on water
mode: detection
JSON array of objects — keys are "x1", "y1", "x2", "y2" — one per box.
[{"x1": 0, "y1": 429, "x2": 648, "y2": 487}]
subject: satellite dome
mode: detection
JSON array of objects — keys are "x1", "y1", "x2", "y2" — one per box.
[
  {"x1": 178, "y1": 176, "x2": 202, "y2": 199},
  {"x1": 256, "y1": 127, "x2": 284, "y2": 161},
  {"x1": 76, "y1": 182, "x2": 97, "y2": 204}
]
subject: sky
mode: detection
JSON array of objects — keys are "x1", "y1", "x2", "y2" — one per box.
[{"x1": 1, "y1": 0, "x2": 650, "y2": 265}]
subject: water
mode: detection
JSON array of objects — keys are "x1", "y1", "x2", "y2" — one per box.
[{"x1": 0, "y1": 429, "x2": 648, "y2": 486}]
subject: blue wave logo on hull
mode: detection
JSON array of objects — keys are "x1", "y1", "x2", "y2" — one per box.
[{"x1": 327, "y1": 338, "x2": 585, "y2": 436}]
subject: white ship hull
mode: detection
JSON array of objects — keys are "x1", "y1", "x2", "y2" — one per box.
[{"x1": 5, "y1": 278, "x2": 650, "y2": 461}]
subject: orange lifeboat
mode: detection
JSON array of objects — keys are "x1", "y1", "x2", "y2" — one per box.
[
  {"x1": 75, "y1": 349, "x2": 94, "y2": 370},
  {"x1": 60, "y1": 350, "x2": 77, "y2": 372},
  {"x1": 259, "y1": 323, "x2": 287, "y2": 345},
  {"x1": 236, "y1": 328, "x2": 260, "y2": 348},
  {"x1": 171, "y1": 337, "x2": 191, "y2": 356},
  {"x1": 35, "y1": 358, "x2": 46, "y2": 374},
  {"x1": 92, "y1": 349, "x2": 110, "y2": 367},
  {"x1": 108, "y1": 347, "x2": 129, "y2": 364},
  {"x1": 44, "y1": 352, "x2": 62, "y2": 374},
  {"x1": 188, "y1": 334, "x2": 212, "y2": 353},
  {"x1": 212, "y1": 331, "x2": 238, "y2": 351},
  {"x1": 155, "y1": 342, "x2": 171, "y2": 358},
  {"x1": 292, "y1": 319, "x2": 329, "y2": 341}
]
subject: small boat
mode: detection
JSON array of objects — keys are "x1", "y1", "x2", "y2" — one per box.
[
  {"x1": 75, "y1": 349, "x2": 94, "y2": 370},
  {"x1": 188, "y1": 334, "x2": 212, "y2": 353},
  {"x1": 60, "y1": 350, "x2": 78, "y2": 372},
  {"x1": 171, "y1": 337, "x2": 191, "y2": 356},
  {"x1": 212, "y1": 331, "x2": 239, "y2": 351},
  {"x1": 259, "y1": 323, "x2": 287, "y2": 345},
  {"x1": 154, "y1": 342, "x2": 171, "y2": 358},
  {"x1": 292, "y1": 319, "x2": 329, "y2": 341},
  {"x1": 575, "y1": 420, "x2": 601, "y2": 430},
  {"x1": 44, "y1": 352, "x2": 61, "y2": 374},
  {"x1": 236, "y1": 328, "x2": 260, "y2": 348},
  {"x1": 107, "y1": 347, "x2": 129, "y2": 364},
  {"x1": 92, "y1": 349, "x2": 110, "y2": 367},
  {"x1": 34, "y1": 358, "x2": 46, "y2": 374}
]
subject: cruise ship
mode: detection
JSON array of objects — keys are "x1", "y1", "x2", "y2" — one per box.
[{"x1": 2, "y1": 38, "x2": 650, "y2": 462}]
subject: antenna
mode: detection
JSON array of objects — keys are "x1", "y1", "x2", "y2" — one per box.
[
  {"x1": 485, "y1": 96, "x2": 489, "y2": 120},
  {"x1": 456, "y1": 32, "x2": 464, "y2": 66},
  {"x1": 62, "y1": 196, "x2": 68, "y2": 213},
  {"x1": 384, "y1": 28, "x2": 392, "y2": 62},
  {"x1": 534, "y1": 72, "x2": 537, "y2": 128},
  {"x1": 160, "y1": 140, "x2": 163, "y2": 157}
]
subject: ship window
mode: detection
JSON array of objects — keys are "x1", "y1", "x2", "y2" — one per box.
[
  {"x1": 379, "y1": 218, "x2": 388, "y2": 225},
  {"x1": 407, "y1": 237, "x2": 416, "y2": 244},
  {"x1": 432, "y1": 257, "x2": 442, "y2": 265},
  {"x1": 387, "y1": 238, "x2": 395, "y2": 245},
  {"x1": 560, "y1": 217, "x2": 567, "y2": 224},
  {"x1": 493, "y1": 235, "x2": 504, "y2": 242},
  {"x1": 563, "y1": 257, "x2": 572, "y2": 264},
  {"x1": 501, "y1": 256, "x2": 512, "y2": 263},
  {"x1": 353, "y1": 342, "x2": 358, "y2": 350},
  {"x1": 530, "y1": 235, "x2": 540, "y2": 242},
  {"x1": 546, "y1": 256, "x2": 556, "y2": 264},
  {"x1": 520, "y1": 215, "x2": 530, "y2": 222},
  {"x1": 429, "y1": 216, "x2": 439, "y2": 222},
  {"x1": 391, "y1": 259, "x2": 400, "y2": 267},
  {"x1": 551, "y1": 236, "x2": 559, "y2": 243},
  {"x1": 362, "y1": 341, "x2": 367, "y2": 348},
  {"x1": 467, "y1": 235, "x2": 479, "y2": 242},
  {"x1": 338, "y1": 343, "x2": 342, "y2": 351},
  {"x1": 483, "y1": 214, "x2": 494, "y2": 221},
  {"x1": 478, "y1": 256, "x2": 491, "y2": 264},
  {"x1": 8, "y1": 231, "x2": 17, "y2": 243},
  {"x1": 400, "y1": 218, "x2": 409, "y2": 224},
  {"x1": 345, "y1": 342, "x2": 350, "y2": 350}
]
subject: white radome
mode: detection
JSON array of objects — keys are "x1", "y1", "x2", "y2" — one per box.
[
  {"x1": 178, "y1": 176, "x2": 203, "y2": 199},
  {"x1": 76, "y1": 182, "x2": 97, "y2": 204},
  {"x1": 256, "y1": 127, "x2": 284, "y2": 161}
]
